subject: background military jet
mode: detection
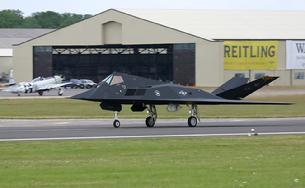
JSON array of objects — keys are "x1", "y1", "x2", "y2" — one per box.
[{"x1": 72, "y1": 72, "x2": 291, "y2": 128}]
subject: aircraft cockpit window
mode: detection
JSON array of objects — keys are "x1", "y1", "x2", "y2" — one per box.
[
  {"x1": 101, "y1": 75, "x2": 113, "y2": 85},
  {"x1": 32, "y1": 76, "x2": 44, "y2": 82},
  {"x1": 110, "y1": 76, "x2": 124, "y2": 85}
]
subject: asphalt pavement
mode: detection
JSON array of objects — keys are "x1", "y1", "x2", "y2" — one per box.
[{"x1": 0, "y1": 118, "x2": 305, "y2": 141}]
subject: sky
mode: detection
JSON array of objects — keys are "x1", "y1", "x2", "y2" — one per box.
[{"x1": 1, "y1": 0, "x2": 305, "y2": 16}]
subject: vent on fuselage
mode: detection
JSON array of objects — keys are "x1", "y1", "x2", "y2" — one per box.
[{"x1": 125, "y1": 89, "x2": 146, "y2": 96}]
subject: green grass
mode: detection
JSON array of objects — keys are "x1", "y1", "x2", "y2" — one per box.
[
  {"x1": 0, "y1": 95, "x2": 304, "y2": 119},
  {"x1": 0, "y1": 135, "x2": 304, "y2": 187}
]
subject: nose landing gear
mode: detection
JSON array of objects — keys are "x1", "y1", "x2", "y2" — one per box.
[{"x1": 112, "y1": 111, "x2": 120, "y2": 128}]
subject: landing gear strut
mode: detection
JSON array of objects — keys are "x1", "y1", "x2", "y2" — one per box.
[
  {"x1": 112, "y1": 111, "x2": 120, "y2": 128},
  {"x1": 146, "y1": 105, "x2": 157, "y2": 128},
  {"x1": 187, "y1": 104, "x2": 199, "y2": 127},
  {"x1": 58, "y1": 88, "x2": 64, "y2": 96}
]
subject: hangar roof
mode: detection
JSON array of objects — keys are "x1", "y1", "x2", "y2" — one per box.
[
  {"x1": 0, "y1": 28, "x2": 53, "y2": 48},
  {"x1": 119, "y1": 9, "x2": 305, "y2": 40}
]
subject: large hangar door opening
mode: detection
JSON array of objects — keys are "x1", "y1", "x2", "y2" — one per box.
[
  {"x1": 33, "y1": 44, "x2": 195, "y2": 85},
  {"x1": 173, "y1": 44, "x2": 195, "y2": 85},
  {"x1": 33, "y1": 46, "x2": 53, "y2": 77}
]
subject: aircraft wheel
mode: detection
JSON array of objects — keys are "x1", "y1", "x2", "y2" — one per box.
[
  {"x1": 113, "y1": 120, "x2": 120, "y2": 128},
  {"x1": 145, "y1": 116, "x2": 155, "y2": 128},
  {"x1": 188, "y1": 116, "x2": 197, "y2": 127},
  {"x1": 58, "y1": 89, "x2": 64, "y2": 96},
  {"x1": 38, "y1": 91, "x2": 43, "y2": 96}
]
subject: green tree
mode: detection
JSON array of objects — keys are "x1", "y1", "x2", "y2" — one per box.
[
  {"x1": 60, "y1": 13, "x2": 84, "y2": 27},
  {"x1": 0, "y1": 9, "x2": 24, "y2": 28},
  {"x1": 83, "y1": 14, "x2": 92, "y2": 19},
  {"x1": 31, "y1": 11, "x2": 62, "y2": 28},
  {"x1": 22, "y1": 16, "x2": 40, "y2": 28},
  {"x1": 0, "y1": 9, "x2": 92, "y2": 28}
]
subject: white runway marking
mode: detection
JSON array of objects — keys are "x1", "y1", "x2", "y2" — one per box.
[
  {"x1": 0, "y1": 131, "x2": 305, "y2": 142},
  {"x1": 53, "y1": 122, "x2": 70, "y2": 125}
]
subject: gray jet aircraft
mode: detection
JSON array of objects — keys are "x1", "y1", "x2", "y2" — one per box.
[{"x1": 72, "y1": 72, "x2": 291, "y2": 128}]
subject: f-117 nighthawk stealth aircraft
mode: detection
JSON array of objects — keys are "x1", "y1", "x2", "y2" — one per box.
[{"x1": 72, "y1": 72, "x2": 291, "y2": 128}]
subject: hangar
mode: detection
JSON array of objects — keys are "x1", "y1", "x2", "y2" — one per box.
[{"x1": 13, "y1": 9, "x2": 305, "y2": 86}]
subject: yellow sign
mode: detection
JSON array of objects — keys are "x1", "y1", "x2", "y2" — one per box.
[{"x1": 224, "y1": 41, "x2": 279, "y2": 70}]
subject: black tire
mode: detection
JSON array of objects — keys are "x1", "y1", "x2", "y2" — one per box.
[
  {"x1": 86, "y1": 85, "x2": 91, "y2": 89},
  {"x1": 145, "y1": 116, "x2": 155, "y2": 128},
  {"x1": 58, "y1": 89, "x2": 64, "y2": 96},
  {"x1": 188, "y1": 116, "x2": 197, "y2": 127},
  {"x1": 80, "y1": 84, "x2": 85, "y2": 89},
  {"x1": 38, "y1": 91, "x2": 43, "y2": 96},
  {"x1": 113, "y1": 120, "x2": 120, "y2": 128}
]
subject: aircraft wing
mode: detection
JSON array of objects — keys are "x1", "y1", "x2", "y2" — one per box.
[
  {"x1": 36, "y1": 82, "x2": 71, "y2": 91},
  {"x1": 71, "y1": 87, "x2": 292, "y2": 105}
]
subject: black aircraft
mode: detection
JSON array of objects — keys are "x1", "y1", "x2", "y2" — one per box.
[{"x1": 72, "y1": 72, "x2": 291, "y2": 128}]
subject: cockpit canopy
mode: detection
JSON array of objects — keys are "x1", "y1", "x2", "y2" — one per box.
[
  {"x1": 101, "y1": 74, "x2": 124, "y2": 85},
  {"x1": 32, "y1": 77, "x2": 45, "y2": 82}
]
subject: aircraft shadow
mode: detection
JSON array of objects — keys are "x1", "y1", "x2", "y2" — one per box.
[{"x1": 106, "y1": 123, "x2": 295, "y2": 129}]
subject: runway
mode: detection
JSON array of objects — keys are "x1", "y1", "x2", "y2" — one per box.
[{"x1": 0, "y1": 118, "x2": 305, "y2": 141}]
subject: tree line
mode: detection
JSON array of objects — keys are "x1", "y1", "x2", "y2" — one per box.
[{"x1": 0, "y1": 9, "x2": 92, "y2": 28}]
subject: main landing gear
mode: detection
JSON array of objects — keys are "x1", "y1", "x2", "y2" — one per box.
[
  {"x1": 145, "y1": 105, "x2": 157, "y2": 128},
  {"x1": 187, "y1": 104, "x2": 200, "y2": 127}
]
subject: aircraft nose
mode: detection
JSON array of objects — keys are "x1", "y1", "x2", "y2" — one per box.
[{"x1": 71, "y1": 88, "x2": 97, "y2": 100}]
